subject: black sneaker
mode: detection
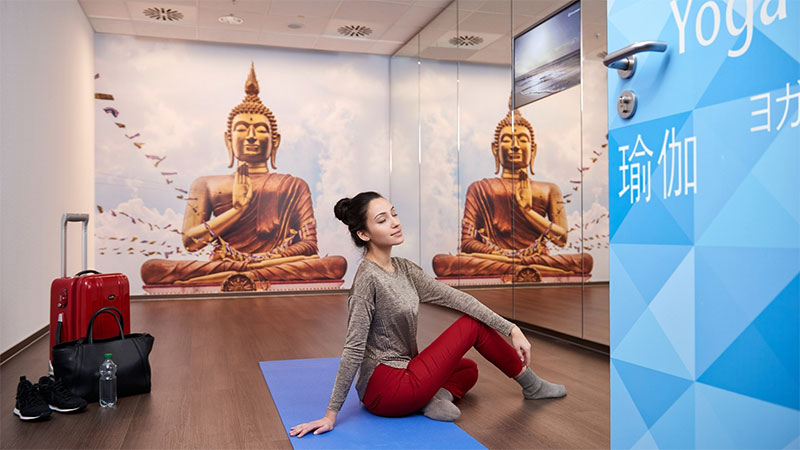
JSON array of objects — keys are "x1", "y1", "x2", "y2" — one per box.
[
  {"x1": 13, "y1": 376, "x2": 52, "y2": 421},
  {"x1": 37, "y1": 376, "x2": 87, "y2": 413}
]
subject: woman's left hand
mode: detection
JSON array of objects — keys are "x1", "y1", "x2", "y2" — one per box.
[
  {"x1": 510, "y1": 326, "x2": 531, "y2": 367},
  {"x1": 290, "y1": 410, "x2": 337, "y2": 438}
]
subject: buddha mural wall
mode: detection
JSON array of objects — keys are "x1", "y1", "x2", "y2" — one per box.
[
  {"x1": 95, "y1": 35, "x2": 609, "y2": 295},
  {"x1": 94, "y1": 35, "x2": 389, "y2": 294},
  {"x1": 391, "y1": 57, "x2": 609, "y2": 284},
  {"x1": 140, "y1": 64, "x2": 347, "y2": 293},
  {"x1": 432, "y1": 107, "x2": 593, "y2": 283}
]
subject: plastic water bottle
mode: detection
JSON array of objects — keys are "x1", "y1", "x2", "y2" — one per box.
[{"x1": 99, "y1": 353, "x2": 117, "y2": 407}]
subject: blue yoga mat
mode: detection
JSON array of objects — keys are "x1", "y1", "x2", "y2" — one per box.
[{"x1": 259, "y1": 358, "x2": 486, "y2": 449}]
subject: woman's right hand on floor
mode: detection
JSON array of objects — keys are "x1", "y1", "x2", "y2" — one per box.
[{"x1": 290, "y1": 410, "x2": 337, "y2": 438}]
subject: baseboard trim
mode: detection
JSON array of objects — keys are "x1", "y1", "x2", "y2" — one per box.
[
  {"x1": 1, "y1": 325, "x2": 49, "y2": 366},
  {"x1": 512, "y1": 319, "x2": 609, "y2": 355},
  {"x1": 131, "y1": 288, "x2": 351, "y2": 301}
]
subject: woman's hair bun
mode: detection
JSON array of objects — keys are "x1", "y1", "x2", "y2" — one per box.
[
  {"x1": 334, "y1": 197, "x2": 352, "y2": 223},
  {"x1": 334, "y1": 191, "x2": 383, "y2": 249}
]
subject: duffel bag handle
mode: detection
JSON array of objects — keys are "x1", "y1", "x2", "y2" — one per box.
[
  {"x1": 75, "y1": 269, "x2": 101, "y2": 277},
  {"x1": 86, "y1": 307, "x2": 125, "y2": 344}
]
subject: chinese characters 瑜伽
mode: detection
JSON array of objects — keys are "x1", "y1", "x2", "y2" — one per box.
[{"x1": 618, "y1": 128, "x2": 697, "y2": 205}]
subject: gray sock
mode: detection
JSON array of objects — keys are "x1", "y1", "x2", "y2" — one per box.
[
  {"x1": 515, "y1": 367, "x2": 567, "y2": 399},
  {"x1": 433, "y1": 387, "x2": 454, "y2": 402},
  {"x1": 422, "y1": 389, "x2": 460, "y2": 421}
]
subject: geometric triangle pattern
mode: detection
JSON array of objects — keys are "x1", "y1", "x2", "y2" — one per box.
[
  {"x1": 609, "y1": 112, "x2": 695, "y2": 246},
  {"x1": 695, "y1": 27, "x2": 800, "y2": 109},
  {"x1": 697, "y1": 274, "x2": 799, "y2": 410},
  {"x1": 691, "y1": 97, "x2": 783, "y2": 240},
  {"x1": 694, "y1": 247, "x2": 799, "y2": 376},
  {"x1": 631, "y1": 430, "x2": 658, "y2": 449},
  {"x1": 649, "y1": 384, "x2": 695, "y2": 449},
  {"x1": 611, "y1": 361, "x2": 650, "y2": 449},
  {"x1": 609, "y1": 246, "x2": 650, "y2": 349},
  {"x1": 697, "y1": 172, "x2": 799, "y2": 248},
  {"x1": 609, "y1": 1, "x2": 800, "y2": 447},
  {"x1": 750, "y1": 123, "x2": 800, "y2": 227},
  {"x1": 695, "y1": 383, "x2": 799, "y2": 450},
  {"x1": 613, "y1": 308, "x2": 692, "y2": 379},
  {"x1": 610, "y1": 244, "x2": 692, "y2": 305},
  {"x1": 647, "y1": 249, "x2": 695, "y2": 378},
  {"x1": 613, "y1": 359, "x2": 693, "y2": 428}
]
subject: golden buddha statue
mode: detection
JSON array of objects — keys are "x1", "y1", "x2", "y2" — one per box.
[
  {"x1": 141, "y1": 63, "x2": 347, "y2": 290},
  {"x1": 432, "y1": 108, "x2": 592, "y2": 281}
]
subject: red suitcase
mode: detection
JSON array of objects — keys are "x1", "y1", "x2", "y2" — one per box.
[{"x1": 50, "y1": 214, "x2": 130, "y2": 360}]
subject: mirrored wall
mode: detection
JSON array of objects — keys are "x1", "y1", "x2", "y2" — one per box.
[{"x1": 390, "y1": 0, "x2": 608, "y2": 345}]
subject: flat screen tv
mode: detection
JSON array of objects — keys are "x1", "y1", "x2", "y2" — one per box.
[{"x1": 513, "y1": 0, "x2": 581, "y2": 109}]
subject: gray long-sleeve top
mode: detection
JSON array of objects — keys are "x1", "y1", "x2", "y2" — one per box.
[{"x1": 327, "y1": 257, "x2": 515, "y2": 412}]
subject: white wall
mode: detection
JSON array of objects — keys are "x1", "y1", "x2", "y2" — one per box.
[{"x1": 1, "y1": 0, "x2": 95, "y2": 354}]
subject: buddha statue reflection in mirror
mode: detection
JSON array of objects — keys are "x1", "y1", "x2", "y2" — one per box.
[
  {"x1": 432, "y1": 108, "x2": 592, "y2": 282},
  {"x1": 141, "y1": 63, "x2": 347, "y2": 290}
]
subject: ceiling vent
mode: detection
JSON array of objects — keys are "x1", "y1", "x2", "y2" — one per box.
[
  {"x1": 142, "y1": 7, "x2": 184, "y2": 21},
  {"x1": 449, "y1": 35, "x2": 484, "y2": 47},
  {"x1": 337, "y1": 25, "x2": 373, "y2": 38},
  {"x1": 433, "y1": 30, "x2": 500, "y2": 50}
]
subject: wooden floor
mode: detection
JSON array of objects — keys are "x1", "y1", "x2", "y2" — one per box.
[{"x1": 1, "y1": 294, "x2": 609, "y2": 449}]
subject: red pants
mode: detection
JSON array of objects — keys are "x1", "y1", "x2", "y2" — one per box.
[{"x1": 362, "y1": 315, "x2": 523, "y2": 417}]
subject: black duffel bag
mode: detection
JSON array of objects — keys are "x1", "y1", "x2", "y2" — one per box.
[{"x1": 52, "y1": 306, "x2": 154, "y2": 403}]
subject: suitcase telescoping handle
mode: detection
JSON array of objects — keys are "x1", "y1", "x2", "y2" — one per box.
[{"x1": 61, "y1": 213, "x2": 89, "y2": 277}]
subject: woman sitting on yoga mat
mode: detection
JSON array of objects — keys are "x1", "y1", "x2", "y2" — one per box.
[{"x1": 290, "y1": 191, "x2": 566, "y2": 438}]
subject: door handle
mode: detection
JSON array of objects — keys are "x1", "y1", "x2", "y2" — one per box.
[{"x1": 603, "y1": 41, "x2": 668, "y2": 79}]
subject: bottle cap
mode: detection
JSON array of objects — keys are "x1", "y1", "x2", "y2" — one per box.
[{"x1": 104, "y1": 353, "x2": 113, "y2": 359}]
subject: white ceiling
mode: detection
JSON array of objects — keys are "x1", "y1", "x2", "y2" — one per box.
[
  {"x1": 78, "y1": 0, "x2": 568, "y2": 64},
  {"x1": 398, "y1": 0, "x2": 563, "y2": 64}
]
